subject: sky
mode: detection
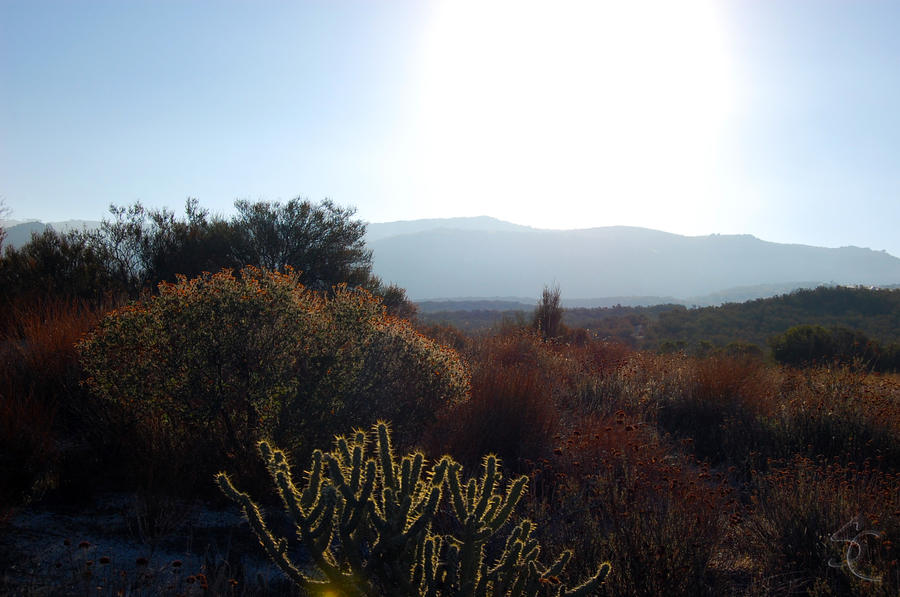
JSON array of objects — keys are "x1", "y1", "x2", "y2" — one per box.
[{"x1": 2, "y1": 0, "x2": 899, "y2": 256}]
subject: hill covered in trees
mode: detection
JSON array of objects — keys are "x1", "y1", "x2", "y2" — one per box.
[{"x1": 423, "y1": 286, "x2": 900, "y2": 351}]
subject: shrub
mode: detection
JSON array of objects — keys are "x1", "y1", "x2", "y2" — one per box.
[
  {"x1": 744, "y1": 456, "x2": 899, "y2": 595},
  {"x1": 770, "y1": 366, "x2": 900, "y2": 472},
  {"x1": 526, "y1": 416, "x2": 738, "y2": 597},
  {"x1": 656, "y1": 355, "x2": 777, "y2": 472},
  {"x1": 216, "y1": 421, "x2": 610, "y2": 595},
  {"x1": 78, "y1": 267, "x2": 468, "y2": 488},
  {"x1": 0, "y1": 297, "x2": 107, "y2": 511},
  {"x1": 533, "y1": 285, "x2": 564, "y2": 339},
  {"x1": 0, "y1": 228, "x2": 119, "y2": 306},
  {"x1": 425, "y1": 363, "x2": 559, "y2": 473}
]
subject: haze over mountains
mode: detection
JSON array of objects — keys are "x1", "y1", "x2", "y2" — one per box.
[
  {"x1": 366, "y1": 217, "x2": 900, "y2": 305},
  {"x1": 5, "y1": 216, "x2": 900, "y2": 307}
]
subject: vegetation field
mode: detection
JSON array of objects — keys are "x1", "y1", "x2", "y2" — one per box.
[{"x1": 1, "y1": 200, "x2": 898, "y2": 595}]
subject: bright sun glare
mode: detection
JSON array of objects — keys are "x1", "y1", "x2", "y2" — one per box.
[{"x1": 413, "y1": 0, "x2": 738, "y2": 232}]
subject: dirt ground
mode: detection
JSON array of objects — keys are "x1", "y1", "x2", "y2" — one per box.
[{"x1": 0, "y1": 492, "x2": 294, "y2": 596}]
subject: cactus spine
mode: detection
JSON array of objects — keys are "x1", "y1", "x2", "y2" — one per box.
[{"x1": 216, "y1": 421, "x2": 610, "y2": 596}]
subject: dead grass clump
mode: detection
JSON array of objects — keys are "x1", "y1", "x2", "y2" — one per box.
[
  {"x1": 527, "y1": 414, "x2": 740, "y2": 596},
  {"x1": 424, "y1": 363, "x2": 559, "y2": 473},
  {"x1": 771, "y1": 367, "x2": 900, "y2": 471},
  {"x1": 744, "y1": 455, "x2": 899, "y2": 596}
]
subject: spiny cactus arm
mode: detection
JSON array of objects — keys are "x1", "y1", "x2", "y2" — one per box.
[
  {"x1": 507, "y1": 563, "x2": 531, "y2": 597},
  {"x1": 455, "y1": 537, "x2": 485, "y2": 596},
  {"x1": 300, "y1": 449, "x2": 325, "y2": 509},
  {"x1": 306, "y1": 487, "x2": 336, "y2": 545},
  {"x1": 472, "y1": 455, "x2": 499, "y2": 523},
  {"x1": 561, "y1": 561, "x2": 611, "y2": 597},
  {"x1": 472, "y1": 559, "x2": 491, "y2": 595},
  {"x1": 420, "y1": 535, "x2": 436, "y2": 591},
  {"x1": 404, "y1": 484, "x2": 441, "y2": 540},
  {"x1": 398, "y1": 492, "x2": 414, "y2": 524},
  {"x1": 445, "y1": 461, "x2": 469, "y2": 521},
  {"x1": 465, "y1": 478, "x2": 477, "y2": 511},
  {"x1": 348, "y1": 438, "x2": 364, "y2": 492},
  {"x1": 336, "y1": 502, "x2": 367, "y2": 577},
  {"x1": 335, "y1": 435, "x2": 353, "y2": 467},
  {"x1": 376, "y1": 421, "x2": 397, "y2": 491},
  {"x1": 326, "y1": 454, "x2": 350, "y2": 493},
  {"x1": 481, "y1": 496, "x2": 502, "y2": 530},
  {"x1": 339, "y1": 459, "x2": 376, "y2": 535},
  {"x1": 215, "y1": 473, "x2": 312, "y2": 589},
  {"x1": 541, "y1": 549, "x2": 570, "y2": 580},
  {"x1": 430, "y1": 457, "x2": 450, "y2": 486},
  {"x1": 492, "y1": 538, "x2": 525, "y2": 595},
  {"x1": 400, "y1": 457, "x2": 413, "y2": 497},
  {"x1": 407, "y1": 452, "x2": 425, "y2": 496},
  {"x1": 487, "y1": 475, "x2": 528, "y2": 533}
]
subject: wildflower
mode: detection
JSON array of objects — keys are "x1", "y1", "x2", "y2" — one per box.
[
  {"x1": 79, "y1": 541, "x2": 91, "y2": 549},
  {"x1": 99, "y1": 557, "x2": 111, "y2": 565},
  {"x1": 136, "y1": 557, "x2": 149, "y2": 567}
]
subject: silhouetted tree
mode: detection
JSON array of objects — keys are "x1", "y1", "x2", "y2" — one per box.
[
  {"x1": 231, "y1": 198, "x2": 372, "y2": 291},
  {"x1": 0, "y1": 228, "x2": 118, "y2": 304}
]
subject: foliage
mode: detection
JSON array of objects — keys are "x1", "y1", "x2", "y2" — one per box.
[
  {"x1": 647, "y1": 286, "x2": 900, "y2": 352},
  {"x1": 0, "y1": 227, "x2": 120, "y2": 306},
  {"x1": 231, "y1": 198, "x2": 372, "y2": 291},
  {"x1": 1, "y1": 197, "x2": 396, "y2": 306},
  {"x1": 745, "y1": 456, "x2": 899, "y2": 596},
  {"x1": 533, "y1": 285, "x2": 564, "y2": 339},
  {"x1": 425, "y1": 363, "x2": 559, "y2": 473},
  {"x1": 216, "y1": 421, "x2": 611, "y2": 596},
  {"x1": 77, "y1": 267, "x2": 468, "y2": 485},
  {"x1": 526, "y1": 416, "x2": 738, "y2": 597},
  {"x1": 0, "y1": 298, "x2": 107, "y2": 512},
  {"x1": 769, "y1": 324, "x2": 896, "y2": 371}
]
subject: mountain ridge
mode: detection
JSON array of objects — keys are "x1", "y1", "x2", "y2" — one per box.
[{"x1": 366, "y1": 218, "x2": 900, "y2": 301}]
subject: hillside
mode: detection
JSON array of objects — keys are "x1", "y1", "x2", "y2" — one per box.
[
  {"x1": 368, "y1": 219, "x2": 900, "y2": 300},
  {"x1": 421, "y1": 286, "x2": 900, "y2": 351}
]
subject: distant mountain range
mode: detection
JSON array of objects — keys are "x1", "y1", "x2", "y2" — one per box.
[
  {"x1": 5, "y1": 216, "x2": 899, "y2": 308},
  {"x1": 366, "y1": 216, "x2": 900, "y2": 305}
]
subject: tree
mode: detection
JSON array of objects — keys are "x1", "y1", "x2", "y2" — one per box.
[
  {"x1": 533, "y1": 284, "x2": 564, "y2": 339},
  {"x1": 0, "y1": 227, "x2": 118, "y2": 304},
  {"x1": 231, "y1": 198, "x2": 373, "y2": 291}
]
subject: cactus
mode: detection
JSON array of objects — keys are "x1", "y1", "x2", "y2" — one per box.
[{"x1": 216, "y1": 421, "x2": 610, "y2": 596}]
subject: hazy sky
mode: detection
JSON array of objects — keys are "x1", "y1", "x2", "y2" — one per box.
[{"x1": 2, "y1": 0, "x2": 899, "y2": 256}]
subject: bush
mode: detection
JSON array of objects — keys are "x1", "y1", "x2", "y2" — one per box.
[
  {"x1": 0, "y1": 298, "x2": 111, "y2": 507},
  {"x1": 77, "y1": 267, "x2": 468, "y2": 489},
  {"x1": 0, "y1": 228, "x2": 119, "y2": 306},
  {"x1": 526, "y1": 416, "x2": 738, "y2": 596},
  {"x1": 745, "y1": 456, "x2": 899, "y2": 596},
  {"x1": 533, "y1": 284, "x2": 564, "y2": 339},
  {"x1": 425, "y1": 363, "x2": 559, "y2": 473}
]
